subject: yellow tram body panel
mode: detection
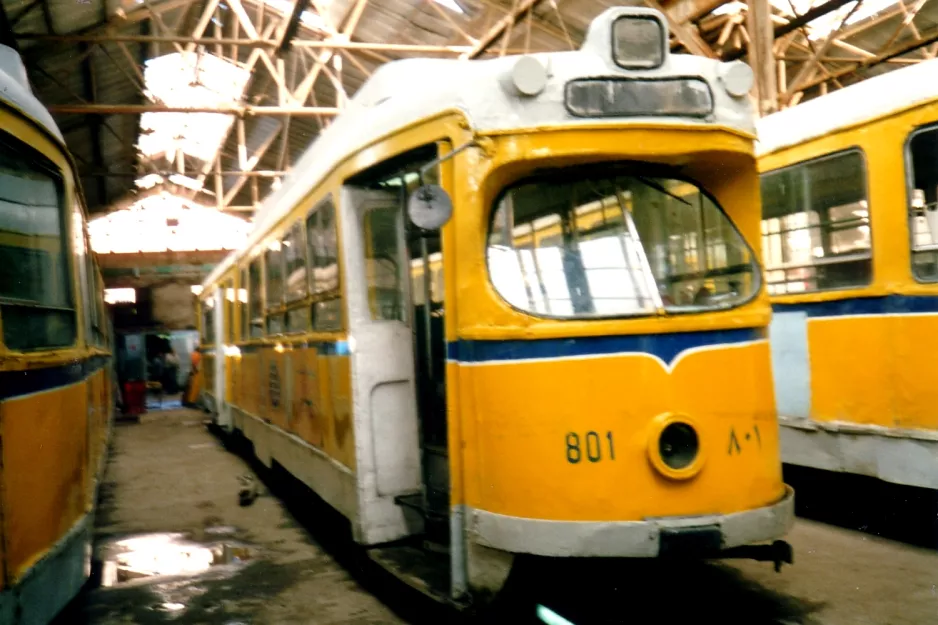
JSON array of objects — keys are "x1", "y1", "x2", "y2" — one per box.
[
  {"x1": 757, "y1": 60, "x2": 938, "y2": 487},
  {"x1": 449, "y1": 126, "x2": 784, "y2": 521},
  {"x1": 0, "y1": 48, "x2": 114, "y2": 624}
]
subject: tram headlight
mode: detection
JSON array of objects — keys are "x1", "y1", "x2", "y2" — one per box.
[
  {"x1": 658, "y1": 422, "x2": 699, "y2": 470},
  {"x1": 647, "y1": 413, "x2": 704, "y2": 480},
  {"x1": 611, "y1": 15, "x2": 666, "y2": 70}
]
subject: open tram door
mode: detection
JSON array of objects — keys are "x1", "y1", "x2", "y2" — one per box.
[
  {"x1": 213, "y1": 283, "x2": 233, "y2": 429},
  {"x1": 340, "y1": 142, "x2": 457, "y2": 602}
]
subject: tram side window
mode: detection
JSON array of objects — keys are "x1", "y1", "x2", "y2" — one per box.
[
  {"x1": 201, "y1": 296, "x2": 215, "y2": 344},
  {"x1": 283, "y1": 222, "x2": 310, "y2": 333},
  {"x1": 907, "y1": 126, "x2": 938, "y2": 281},
  {"x1": 239, "y1": 268, "x2": 248, "y2": 341},
  {"x1": 365, "y1": 206, "x2": 405, "y2": 322},
  {"x1": 265, "y1": 241, "x2": 284, "y2": 335},
  {"x1": 224, "y1": 279, "x2": 235, "y2": 344},
  {"x1": 487, "y1": 171, "x2": 756, "y2": 317},
  {"x1": 73, "y1": 207, "x2": 94, "y2": 342},
  {"x1": 0, "y1": 152, "x2": 75, "y2": 351},
  {"x1": 760, "y1": 150, "x2": 871, "y2": 295},
  {"x1": 248, "y1": 259, "x2": 264, "y2": 338},
  {"x1": 307, "y1": 197, "x2": 342, "y2": 332},
  {"x1": 92, "y1": 268, "x2": 106, "y2": 346}
]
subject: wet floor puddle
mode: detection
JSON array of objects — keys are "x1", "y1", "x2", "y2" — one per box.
[
  {"x1": 95, "y1": 530, "x2": 258, "y2": 620},
  {"x1": 99, "y1": 529, "x2": 255, "y2": 588}
]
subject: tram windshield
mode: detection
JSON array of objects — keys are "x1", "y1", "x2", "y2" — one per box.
[{"x1": 486, "y1": 171, "x2": 758, "y2": 317}]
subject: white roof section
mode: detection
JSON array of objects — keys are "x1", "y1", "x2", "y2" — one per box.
[
  {"x1": 203, "y1": 7, "x2": 758, "y2": 288},
  {"x1": 0, "y1": 44, "x2": 64, "y2": 144},
  {"x1": 756, "y1": 56, "x2": 938, "y2": 157}
]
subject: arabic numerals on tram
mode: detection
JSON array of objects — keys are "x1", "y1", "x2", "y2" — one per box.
[{"x1": 565, "y1": 431, "x2": 615, "y2": 464}]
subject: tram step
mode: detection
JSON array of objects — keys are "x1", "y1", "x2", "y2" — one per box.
[
  {"x1": 367, "y1": 542, "x2": 458, "y2": 606},
  {"x1": 394, "y1": 492, "x2": 449, "y2": 520}
]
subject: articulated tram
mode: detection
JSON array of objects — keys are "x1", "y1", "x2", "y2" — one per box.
[
  {"x1": 757, "y1": 57, "x2": 938, "y2": 491},
  {"x1": 199, "y1": 7, "x2": 794, "y2": 606},
  {"x1": 0, "y1": 46, "x2": 113, "y2": 623}
]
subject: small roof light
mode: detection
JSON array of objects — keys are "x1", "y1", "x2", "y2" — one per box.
[
  {"x1": 718, "y1": 60, "x2": 754, "y2": 98},
  {"x1": 511, "y1": 56, "x2": 548, "y2": 96},
  {"x1": 612, "y1": 15, "x2": 665, "y2": 70}
]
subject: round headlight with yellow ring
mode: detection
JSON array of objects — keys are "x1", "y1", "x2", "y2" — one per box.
[{"x1": 646, "y1": 413, "x2": 705, "y2": 480}]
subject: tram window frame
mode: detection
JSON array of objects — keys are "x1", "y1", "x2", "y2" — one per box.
[
  {"x1": 283, "y1": 220, "x2": 311, "y2": 334},
  {"x1": 73, "y1": 206, "x2": 94, "y2": 344},
  {"x1": 904, "y1": 123, "x2": 938, "y2": 283},
  {"x1": 760, "y1": 148, "x2": 872, "y2": 295},
  {"x1": 306, "y1": 195, "x2": 342, "y2": 333},
  {"x1": 224, "y1": 278, "x2": 235, "y2": 344},
  {"x1": 365, "y1": 203, "x2": 407, "y2": 322},
  {"x1": 92, "y1": 267, "x2": 106, "y2": 346},
  {"x1": 201, "y1": 293, "x2": 215, "y2": 345},
  {"x1": 239, "y1": 267, "x2": 248, "y2": 341},
  {"x1": 0, "y1": 133, "x2": 77, "y2": 352},
  {"x1": 248, "y1": 257, "x2": 265, "y2": 339},
  {"x1": 264, "y1": 239, "x2": 285, "y2": 316},
  {"x1": 484, "y1": 164, "x2": 761, "y2": 320}
]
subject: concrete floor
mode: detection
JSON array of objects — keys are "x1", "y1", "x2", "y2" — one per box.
[
  {"x1": 56, "y1": 409, "x2": 420, "y2": 625},
  {"x1": 57, "y1": 408, "x2": 938, "y2": 625}
]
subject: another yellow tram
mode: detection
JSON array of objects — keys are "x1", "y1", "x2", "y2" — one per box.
[
  {"x1": 757, "y1": 57, "x2": 938, "y2": 490},
  {"x1": 199, "y1": 7, "x2": 794, "y2": 606},
  {"x1": 0, "y1": 46, "x2": 113, "y2": 623}
]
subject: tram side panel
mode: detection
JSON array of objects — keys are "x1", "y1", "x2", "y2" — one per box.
[
  {"x1": 0, "y1": 86, "x2": 114, "y2": 623},
  {"x1": 760, "y1": 96, "x2": 938, "y2": 488}
]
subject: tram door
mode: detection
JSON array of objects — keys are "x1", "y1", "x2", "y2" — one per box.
[
  {"x1": 213, "y1": 285, "x2": 230, "y2": 429},
  {"x1": 344, "y1": 164, "x2": 450, "y2": 547},
  {"x1": 344, "y1": 186, "x2": 424, "y2": 544}
]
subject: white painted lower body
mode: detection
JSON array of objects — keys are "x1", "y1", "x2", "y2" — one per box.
[
  {"x1": 779, "y1": 416, "x2": 938, "y2": 489},
  {"x1": 229, "y1": 407, "x2": 424, "y2": 545}
]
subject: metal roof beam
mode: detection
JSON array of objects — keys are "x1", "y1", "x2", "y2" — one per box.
[
  {"x1": 79, "y1": 42, "x2": 108, "y2": 206},
  {"x1": 661, "y1": 0, "x2": 730, "y2": 25},
  {"x1": 15, "y1": 32, "x2": 476, "y2": 54},
  {"x1": 782, "y1": 0, "x2": 864, "y2": 101},
  {"x1": 81, "y1": 169, "x2": 289, "y2": 177},
  {"x1": 278, "y1": 0, "x2": 310, "y2": 53},
  {"x1": 464, "y1": 0, "x2": 545, "y2": 59},
  {"x1": 46, "y1": 104, "x2": 340, "y2": 115},
  {"x1": 18, "y1": 0, "x2": 193, "y2": 60},
  {"x1": 646, "y1": 0, "x2": 717, "y2": 58},
  {"x1": 724, "y1": 0, "x2": 857, "y2": 61},
  {"x1": 795, "y1": 22, "x2": 938, "y2": 93}
]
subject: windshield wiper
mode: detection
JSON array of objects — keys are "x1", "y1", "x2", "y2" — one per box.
[{"x1": 635, "y1": 176, "x2": 692, "y2": 206}]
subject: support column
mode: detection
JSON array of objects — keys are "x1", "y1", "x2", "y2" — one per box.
[{"x1": 746, "y1": 0, "x2": 778, "y2": 115}]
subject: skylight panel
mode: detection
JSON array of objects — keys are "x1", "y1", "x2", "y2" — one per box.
[
  {"x1": 137, "y1": 52, "x2": 251, "y2": 169},
  {"x1": 89, "y1": 192, "x2": 251, "y2": 254},
  {"x1": 434, "y1": 0, "x2": 465, "y2": 14}
]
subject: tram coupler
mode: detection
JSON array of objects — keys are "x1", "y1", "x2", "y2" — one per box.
[{"x1": 716, "y1": 540, "x2": 794, "y2": 572}]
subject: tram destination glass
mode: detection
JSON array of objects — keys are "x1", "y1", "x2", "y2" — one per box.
[{"x1": 565, "y1": 78, "x2": 713, "y2": 118}]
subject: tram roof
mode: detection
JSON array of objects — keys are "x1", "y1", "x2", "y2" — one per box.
[
  {"x1": 203, "y1": 8, "x2": 755, "y2": 288},
  {"x1": 756, "y1": 55, "x2": 938, "y2": 158},
  {"x1": 0, "y1": 45, "x2": 64, "y2": 146}
]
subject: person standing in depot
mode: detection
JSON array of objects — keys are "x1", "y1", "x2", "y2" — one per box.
[{"x1": 184, "y1": 348, "x2": 202, "y2": 407}]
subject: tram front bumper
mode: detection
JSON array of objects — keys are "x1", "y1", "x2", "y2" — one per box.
[{"x1": 467, "y1": 485, "x2": 795, "y2": 558}]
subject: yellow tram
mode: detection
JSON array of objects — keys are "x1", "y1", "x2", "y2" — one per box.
[
  {"x1": 199, "y1": 7, "x2": 794, "y2": 605},
  {"x1": 0, "y1": 46, "x2": 113, "y2": 623},
  {"x1": 757, "y1": 57, "x2": 938, "y2": 490}
]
